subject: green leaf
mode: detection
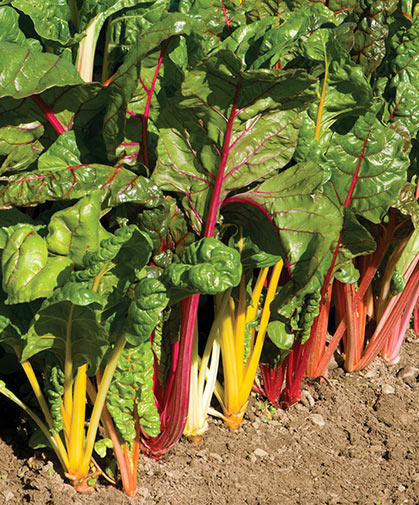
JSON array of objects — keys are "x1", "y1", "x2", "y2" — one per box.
[
  {"x1": 0, "y1": 121, "x2": 44, "y2": 175},
  {"x1": 351, "y1": 0, "x2": 398, "y2": 74},
  {"x1": 222, "y1": 203, "x2": 283, "y2": 270},
  {"x1": 153, "y1": 50, "x2": 315, "y2": 234},
  {"x1": 303, "y1": 26, "x2": 373, "y2": 137},
  {"x1": 387, "y1": 18, "x2": 419, "y2": 136},
  {"x1": 235, "y1": 161, "x2": 343, "y2": 303},
  {"x1": 0, "y1": 42, "x2": 82, "y2": 99},
  {"x1": 46, "y1": 191, "x2": 111, "y2": 267},
  {"x1": 323, "y1": 113, "x2": 408, "y2": 224},
  {"x1": 102, "y1": 13, "x2": 193, "y2": 159},
  {"x1": 260, "y1": 319, "x2": 294, "y2": 367},
  {"x1": 21, "y1": 286, "x2": 109, "y2": 372},
  {"x1": 11, "y1": 0, "x2": 72, "y2": 46},
  {"x1": 161, "y1": 237, "x2": 242, "y2": 302},
  {"x1": 107, "y1": 343, "x2": 160, "y2": 444},
  {"x1": 0, "y1": 163, "x2": 161, "y2": 208},
  {"x1": 0, "y1": 6, "x2": 42, "y2": 51},
  {"x1": 1, "y1": 226, "x2": 73, "y2": 304},
  {"x1": 125, "y1": 277, "x2": 169, "y2": 346}
]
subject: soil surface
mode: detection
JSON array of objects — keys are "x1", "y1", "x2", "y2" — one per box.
[{"x1": 0, "y1": 332, "x2": 418, "y2": 505}]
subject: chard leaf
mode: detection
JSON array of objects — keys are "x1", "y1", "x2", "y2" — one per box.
[
  {"x1": 0, "y1": 163, "x2": 161, "y2": 208},
  {"x1": 1, "y1": 226, "x2": 73, "y2": 304},
  {"x1": 324, "y1": 113, "x2": 408, "y2": 224},
  {"x1": 249, "y1": 10, "x2": 311, "y2": 69},
  {"x1": 103, "y1": 0, "x2": 170, "y2": 78},
  {"x1": 232, "y1": 161, "x2": 342, "y2": 306},
  {"x1": 46, "y1": 191, "x2": 111, "y2": 267},
  {"x1": 387, "y1": 18, "x2": 419, "y2": 136},
  {"x1": 102, "y1": 13, "x2": 192, "y2": 159},
  {"x1": 11, "y1": 0, "x2": 72, "y2": 46},
  {"x1": 303, "y1": 26, "x2": 372, "y2": 138},
  {"x1": 0, "y1": 121, "x2": 44, "y2": 174},
  {"x1": 0, "y1": 42, "x2": 82, "y2": 99},
  {"x1": 351, "y1": 0, "x2": 398, "y2": 74},
  {"x1": 223, "y1": 203, "x2": 283, "y2": 269},
  {"x1": 260, "y1": 319, "x2": 294, "y2": 367},
  {"x1": 0, "y1": 6, "x2": 42, "y2": 51},
  {"x1": 21, "y1": 285, "x2": 108, "y2": 373},
  {"x1": 125, "y1": 277, "x2": 169, "y2": 346},
  {"x1": 162, "y1": 237, "x2": 241, "y2": 302},
  {"x1": 153, "y1": 50, "x2": 315, "y2": 234},
  {"x1": 107, "y1": 343, "x2": 160, "y2": 444}
]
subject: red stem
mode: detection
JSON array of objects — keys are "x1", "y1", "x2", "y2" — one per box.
[
  {"x1": 31, "y1": 95, "x2": 67, "y2": 135},
  {"x1": 280, "y1": 130, "x2": 371, "y2": 406},
  {"x1": 141, "y1": 42, "x2": 169, "y2": 170},
  {"x1": 204, "y1": 83, "x2": 241, "y2": 237},
  {"x1": 142, "y1": 295, "x2": 200, "y2": 459}
]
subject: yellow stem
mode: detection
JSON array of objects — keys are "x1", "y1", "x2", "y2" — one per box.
[
  {"x1": 240, "y1": 260, "x2": 283, "y2": 407},
  {"x1": 20, "y1": 360, "x2": 69, "y2": 470},
  {"x1": 92, "y1": 262, "x2": 110, "y2": 293},
  {"x1": 315, "y1": 43, "x2": 328, "y2": 141},
  {"x1": 63, "y1": 305, "x2": 74, "y2": 422},
  {"x1": 68, "y1": 363, "x2": 88, "y2": 475},
  {"x1": 246, "y1": 267, "x2": 269, "y2": 323},
  {"x1": 78, "y1": 333, "x2": 127, "y2": 478},
  {"x1": 234, "y1": 276, "x2": 247, "y2": 382}
]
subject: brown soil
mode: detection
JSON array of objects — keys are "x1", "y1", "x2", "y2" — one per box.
[{"x1": 0, "y1": 333, "x2": 418, "y2": 505}]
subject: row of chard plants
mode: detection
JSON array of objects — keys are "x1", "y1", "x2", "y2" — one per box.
[{"x1": 0, "y1": 0, "x2": 418, "y2": 497}]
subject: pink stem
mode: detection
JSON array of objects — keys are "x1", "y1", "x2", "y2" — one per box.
[
  {"x1": 141, "y1": 42, "x2": 169, "y2": 169},
  {"x1": 31, "y1": 95, "x2": 67, "y2": 135}
]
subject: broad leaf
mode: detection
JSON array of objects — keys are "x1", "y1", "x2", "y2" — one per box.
[
  {"x1": 323, "y1": 113, "x2": 408, "y2": 224},
  {"x1": 46, "y1": 191, "x2": 111, "y2": 267},
  {"x1": 152, "y1": 50, "x2": 315, "y2": 234},
  {"x1": 0, "y1": 42, "x2": 82, "y2": 99},
  {"x1": 21, "y1": 284, "x2": 108, "y2": 373},
  {"x1": 1, "y1": 226, "x2": 73, "y2": 304},
  {"x1": 0, "y1": 163, "x2": 161, "y2": 208},
  {"x1": 230, "y1": 161, "x2": 343, "y2": 307},
  {"x1": 11, "y1": 0, "x2": 72, "y2": 46}
]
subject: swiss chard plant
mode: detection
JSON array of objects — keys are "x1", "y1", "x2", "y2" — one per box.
[{"x1": 0, "y1": 0, "x2": 418, "y2": 496}]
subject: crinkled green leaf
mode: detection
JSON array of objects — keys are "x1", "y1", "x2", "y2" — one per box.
[
  {"x1": 0, "y1": 208, "x2": 33, "y2": 249},
  {"x1": 323, "y1": 113, "x2": 408, "y2": 224},
  {"x1": 249, "y1": 10, "x2": 311, "y2": 69},
  {"x1": 0, "y1": 6, "x2": 42, "y2": 51},
  {"x1": 0, "y1": 163, "x2": 161, "y2": 208},
  {"x1": 0, "y1": 42, "x2": 82, "y2": 99},
  {"x1": 103, "y1": 13, "x2": 193, "y2": 159},
  {"x1": 351, "y1": 0, "x2": 398, "y2": 74},
  {"x1": 103, "y1": 0, "x2": 171, "y2": 79},
  {"x1": 125, "y1": 277, "x2": 169, "y2": 346},
  {"x1": 11, "y1": 0, "x2": 72, "y2": 45},
  {"x1": 303, "y1": 27, "x2": 372, "y2": 137},
  {"x1": 162, "y1": 237, "x2": 241, "y2": 302},
  {"x1": 107, "y1": 343, "x2": 160, "y2": 444},
  {"x1": 387, "y1": 18, "x2": 419, "y2": 136},
  {"x1": 0, "y1": 121, "x2": 44, "y2": 175},
  {"x1": 46, "y1": 191, "x2": 111, "y2": 267},
  {"x1": 1, "y1": 226, "x2": 73, "y2": 304}
]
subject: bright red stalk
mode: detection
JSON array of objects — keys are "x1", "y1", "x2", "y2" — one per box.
[
  {"x1": 143, "y1": 82, "x2": 242, "y2": 458},
  {"x1": 31, "y1": 95, "x2": 67, "y2": 135},
  {"x1": 279, "y1": 131, "x2": 371, "y2": 407},
  {"x1": 140, "y1": 42, "x2": 169, "y2": 170}
]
